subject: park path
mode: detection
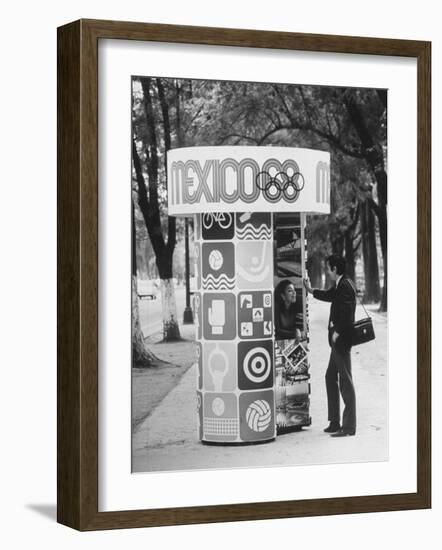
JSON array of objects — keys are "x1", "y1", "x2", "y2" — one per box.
[{"x1": 132, "y1": 300, "x2": 388, "y2": 473}]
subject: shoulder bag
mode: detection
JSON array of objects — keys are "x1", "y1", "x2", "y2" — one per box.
[{"x1": 348, "y1": 280, "x2": 376, "y2": 346}]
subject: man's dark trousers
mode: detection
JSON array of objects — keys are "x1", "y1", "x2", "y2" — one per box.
[
  {"x1": 313, "y1": 277, "x2": 357, "y2": 433},
  {"x1": 326, "y1": 341, "x2": 356, "y2": 432}
]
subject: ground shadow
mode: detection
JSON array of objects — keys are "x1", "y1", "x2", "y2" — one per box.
[{"x1": 26, "y1": 504, "x2": 57, "y2": 521}]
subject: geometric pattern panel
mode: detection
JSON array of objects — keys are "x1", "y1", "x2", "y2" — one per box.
[
  {"x1": 202, "y1": 392, "x2": 238, "y2": 442},
  {"x1": 236, "y1": 240, "x2": 273, "y2": 289},
  {"x1": 237, "y1": 339, "x2": 274, "y2": 391},
  {"x1": 202, "y1": 342, "x2": 236, "y2": 393},
  {"x1": 236, "y1": 212, "x2": 272, "y2": 240},
  {"x1": 238, "y1": 291, "x2": 273, "y2": 339}
]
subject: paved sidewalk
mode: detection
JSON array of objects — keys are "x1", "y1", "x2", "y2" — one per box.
[{"x1": 132, "y1": 300, "x2": 388, "y2": 473}]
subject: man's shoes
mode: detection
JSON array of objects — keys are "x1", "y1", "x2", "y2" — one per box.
[
  {"x1": 330, "y1": 428, "x2": 356, "y2": 437},
  {"x1": 323, "y1": 422, "x2": 341, "y2": 433}
]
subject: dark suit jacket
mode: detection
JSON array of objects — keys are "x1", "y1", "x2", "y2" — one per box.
[{"x1": 313, "y1": 277, "x2": 356, "y2": 348}]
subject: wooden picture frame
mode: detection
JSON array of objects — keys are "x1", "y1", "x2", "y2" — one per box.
[{"x1": 57, "y1": 19, "x2": 431, "y2": 530}]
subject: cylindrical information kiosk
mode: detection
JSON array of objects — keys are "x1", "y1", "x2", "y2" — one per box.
[{"x1": 167, "y1": 147, "x2": 330, "y2": 444}]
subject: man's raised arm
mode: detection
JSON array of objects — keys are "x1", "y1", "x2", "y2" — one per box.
[{"x1": 304, "y1": 278, "x2": 335, "y2": 303}]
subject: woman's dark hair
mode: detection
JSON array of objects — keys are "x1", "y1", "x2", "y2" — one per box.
[
  {"x1": 274, "y1": 279, "x2": 296, "y2": 309},
  {"x1": 327, "y1": 254, "x2": 346, "y2": 275}
]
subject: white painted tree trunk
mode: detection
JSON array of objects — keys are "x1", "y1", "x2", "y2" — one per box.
[
  {"x1": 160, "y1": 278, "x2": 181, "y2": 341},
  {"x1": 131, "y1": 276, "x2": 158, "y2": 367}
]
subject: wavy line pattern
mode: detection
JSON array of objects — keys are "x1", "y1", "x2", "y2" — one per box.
[
  {"x1": 237, "y1": 223, "x2": 272, "y2": 240},
  {"x1": 202, "y1": 273, "x2": 235, "y2": 290}
]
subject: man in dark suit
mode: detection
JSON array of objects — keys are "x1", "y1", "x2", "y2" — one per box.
[{"x1": 304, "y1": 255, "x2": 357, "y2": 437}]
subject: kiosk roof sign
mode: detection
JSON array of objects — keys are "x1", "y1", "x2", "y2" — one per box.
[{"x1": 167, "y1": 146, "x2": 330, "y2": 216}]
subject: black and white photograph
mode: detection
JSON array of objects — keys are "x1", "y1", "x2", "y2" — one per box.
[{"x1": 131, "y1": 76, "x2": 387, "y2": 473}]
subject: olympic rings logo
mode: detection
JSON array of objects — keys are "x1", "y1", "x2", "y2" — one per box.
[{"x1": 255, "y1": 170, "x2": 305, "y2": 203}]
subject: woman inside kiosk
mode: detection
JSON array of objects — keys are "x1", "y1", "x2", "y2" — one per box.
[{"x1": 274, "y1": 279, "x2": 304, "y2": 340}]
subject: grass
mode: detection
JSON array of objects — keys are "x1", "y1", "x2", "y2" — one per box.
[{"x1": 132, "y1": 328, "x2": 197, "y2": 431}]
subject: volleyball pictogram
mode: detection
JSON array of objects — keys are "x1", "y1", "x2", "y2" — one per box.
[
  {"x1": 246, "y1": 399, "x2": 272, "y2": 432},
  {"x1": 202, "y1": 242, "x2": 235, "y2": 290},
  {"x1": 208, "y1": 249, "x2": 224, "y2": 271}
]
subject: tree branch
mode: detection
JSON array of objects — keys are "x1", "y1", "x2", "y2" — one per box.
[
  {"x1": 353, "y1": 236, "x2": 362, "y2": 253},
  {"x1": 132, "y1": 140, "x2": 149, "y2": 213},
  {"x1": 368, "y1": 197, "x2": 381, "y2": 218},
  {"x1": 156, "y1": 78, "x2": 177, "y2": 255},
  {"x1": 218, "y1": 133, "x2": 259, "y2": 145},
  {"x1": 156, "y1": 78, "x2": 171, "y2": 150},
  {"x1": 132, "y1": 139, "x2": 165, "y2": 256},
  {"x1": 348, "y1": 204, "x2": 360, "y2": 232},
  {"x1": 257, "y1": 125, "x2": 293, "y2": 145},
  {"x1": 273, "y1": 85, "x2": 295, "y2": 124}
]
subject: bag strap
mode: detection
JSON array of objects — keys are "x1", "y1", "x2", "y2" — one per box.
[{"x1": 347, "y1": 278, "x2": 371, "y2": 318}]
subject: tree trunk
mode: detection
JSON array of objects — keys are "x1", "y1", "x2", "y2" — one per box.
[
  {"x1": 344, "y1": 231, "x2": 355, "y2": 282},
  {"x1": 160, "y1": 274, "x2": 181, "y2": 340},
  {"x1": 131, "y1": 201, "x2": 159, "y2": 367},
  {"x1": 132, "y1": 276, "x2": 160, "y2": 367},
  {"x1": 324, "y1": 257, "x2": 334, "y2": 287},
  {"x1": 332, "y1": 234, "x2": 344, "y2": 256},
  {"x1": 360, "y1": 200, "x2": 381, "y2": 303},
  {"x1": 377, "y1": 197, "x2": 388, "y2": 312},
  {"x1": 308, "y1": 253, "x2": 323, "y2": 288},
  {"x1": 160, "y1": 278, "x2": 181, "y2": 341},
  {"x1": 155, "y1": 247, "x2": 181, "y2": 341},
  {"x1": 133, "y1": 77, "x2": 181, "y2": 341},
  {"x1": 344, "y1": 94, "x2": 387, "y2": 311}
]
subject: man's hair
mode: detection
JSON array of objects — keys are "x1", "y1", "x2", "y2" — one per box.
[{"x1": 327, "y1": 254, "x2": 346, "y2": 275}]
